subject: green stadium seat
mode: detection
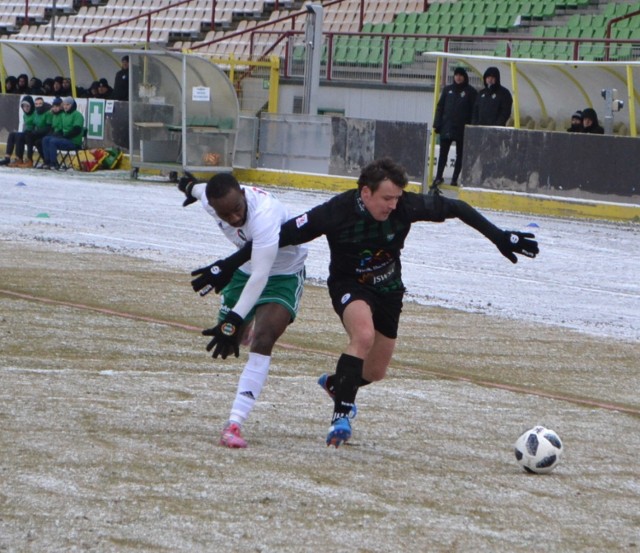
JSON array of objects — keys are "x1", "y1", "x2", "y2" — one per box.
[
  {"x1": 473, "y1": 24, "x2": 487, "y2": 35},
  {"x1": 416, "y1": 11, "x2": 432, "y2": 25},
  {"x1": 366, "y1": 46, "x2": 383, "y2": 64},
  {"x1": 333, "y1": 45, "x2": 348, "y2": 63},
  {"x1": 554, "y1": 41, "x2": 573, "y2": 59}
]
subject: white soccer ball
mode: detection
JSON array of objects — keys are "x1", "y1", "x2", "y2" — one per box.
[{"x1": 514, "y1": 425, "x2": 563, "y2": 474}]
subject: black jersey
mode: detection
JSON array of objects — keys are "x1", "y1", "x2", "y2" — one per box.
[{"x1": 279, "y1": 188, "x2": 503, "y2": 293}]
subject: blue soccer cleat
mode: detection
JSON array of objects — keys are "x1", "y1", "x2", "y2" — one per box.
[
  {"x1": 317, "y1": 373, "x2": 357, "y2": 419},
  {"x1": 326, "y1": 416, "x2": 352, "y2": 448}
]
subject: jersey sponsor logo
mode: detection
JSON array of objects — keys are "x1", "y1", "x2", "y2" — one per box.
[
  {"x1": 295, "y1": 213, "x2": 308, "y2": 228},
  {"x1": 341, "y1": 293, "x2": 351, "y2": 305}
]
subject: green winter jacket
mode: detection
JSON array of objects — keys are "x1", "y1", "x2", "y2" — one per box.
[
  {"x1": 59, "y1": 102, "x2": 85, "y2": 147},
  {"x1": 21, "y1": 96, "x2": 36, "y2": 132}
]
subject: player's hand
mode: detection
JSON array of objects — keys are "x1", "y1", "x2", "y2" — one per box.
[
  {"x1": 495, "y1": 231, "x2": 539, "y2": 263},
  {"x1": 177, "y1": 171, "x2": 198, "y2": 207},
  {"x1": 190, "y1": 259, "x2": 234, "y2": 297},
  {"x1": 202, "y1": 311, "x2": 244, "y2": 359}
]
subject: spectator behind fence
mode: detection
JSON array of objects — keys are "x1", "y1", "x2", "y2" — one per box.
[
  {"x1": 581, "y1": 108, "x2": 605, "y2": 134},
  {"x1": 21, "y1": 97, "x2": 53, "y2": 168},
  {"x1": 432, "y1": 66, "x2": 477, "y2": 188},
  {"x1": 41, "y1": 96, "x2": 85, "y2": 170},
  {"x1": 96, "y1": 78, "x2": 113, "y2": 99},
  {"x1": 472, "y1": 66, "x2": 513, "y2": 127},
  {"x1": 112, "y1": 55, "x2": 129, "y2": 101},
  {"x1": 567, "y1": 110, "x2": 583, "y2": 132},
  {"x1": 0, "y1": 95, "x2": 36, "y2": 167}
]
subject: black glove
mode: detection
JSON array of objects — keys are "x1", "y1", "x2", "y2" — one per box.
[
  {"x1": 202, "y1": 311, "x2": 244, "y2": 359},
  {"x1": 190, "y1": 245, "x2": 253, "y2": 296},
  {"x1": 177, "y1": 171, "x2": 198, "y2": 207},
  {"x1": 495, "y1": 231, "x2": 539, "y2": 264},
  {"x1": 190, "y1": 259, "x2": 235, "y2": 297}
]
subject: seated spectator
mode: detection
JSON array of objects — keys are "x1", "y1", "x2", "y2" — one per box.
[
  {"x1": 52, "y1": 76, "x2": 64, "y2": 96},
  {"x1": 42, "y1": 78, "x2": 55, "y2": 96},
  {"x1": 112, "y1": 55, "x2": 129, "y2": 101},
  {"x1": 16, "y1": 74, "x2": 30, "y2": 95},
  {"x1": 29, "y1": 77, "x2": 45, "y2": 95},
  {"x1": 96, "y1": 78, "x2": 113, "y2": 99},
  {"x1": 61, "y1": 77, "x2": 74, "y2": 97},
  {"x1": 34, "y1": 97, "x2": 64, "y2": 165},
  {"x1": 21, "y1": 97, "x2": 53, "y2": 168},
  {"x1": 581, "y1": 108, "x2": 604, "y2": 134},
  {"x1": 0, "y1": 95, "x2": 36, "y2": 166},
  {"x1": 86, "y1": 81, "x2": 100, "y2": 98},
  {"x1": 5, "y1": 76, "x2": 18, "y2": 94},
  {"x1": 567, "y1": 110, "x2": 583, "y2": 132},
  {"x1": 41, "y1": 96, "x2": 85, "y2": 170}
]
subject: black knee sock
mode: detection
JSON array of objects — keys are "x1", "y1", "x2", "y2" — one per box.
[{"x1": 332, "y1": 353, "x2": 363, "y2": 422}]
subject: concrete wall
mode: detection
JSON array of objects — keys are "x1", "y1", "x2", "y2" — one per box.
[{"x1": 462, "y1": 126, "x2": 640, "y2": 204}]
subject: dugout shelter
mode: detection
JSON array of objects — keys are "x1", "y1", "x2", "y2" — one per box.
[{"x1": 126, "y1": 49, "x2": 239, "y2": 178}]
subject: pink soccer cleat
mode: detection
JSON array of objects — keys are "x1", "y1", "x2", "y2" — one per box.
[{"x1": 219, "y1": 422, "x2": 247, "y2": 448}]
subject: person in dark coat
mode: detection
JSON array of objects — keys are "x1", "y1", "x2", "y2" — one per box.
[
  {"x1": 567, "y1": 110, "x2": 583, "y2": 132},
  {"x1": 96, "y1": 78, "x2": 113, "y2": 99},
  {"x1": 4, "y1": 76, "x2": 18, "y2": 94},
  {"x1": 432, "y1": 66, "x2": 478, "y2": 187},
  {"x1": 42, "y1": 78, "x2": 55, "y2": 96},
  {"x1": 16, "y1": 74, "x2": 30, "y2": 95},
  {"x1": 581, "y1": 108, "x2": 605, "y2": 134},
  {"x1": 29, "y1": 77, "x2": 45, "y2": 95},
  {"x1": 112, "y1": 55, "x2": 129, "y2": 101},
  {"x1": 472, "y1": 66, "x2": 513, "y2": 127}
]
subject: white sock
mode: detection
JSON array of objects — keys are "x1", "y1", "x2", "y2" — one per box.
[{"x1": 229, "y1": 352, "x2": 271, "y2": 426}]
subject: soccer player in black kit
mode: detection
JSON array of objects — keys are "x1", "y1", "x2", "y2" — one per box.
[{"x1": 187, "y1": 158, "x2": 539, "y2": 447}]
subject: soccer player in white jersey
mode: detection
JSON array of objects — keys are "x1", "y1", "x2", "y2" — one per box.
[{"x1": 180, "y1": 172, "x2": 307, "y2": 448}]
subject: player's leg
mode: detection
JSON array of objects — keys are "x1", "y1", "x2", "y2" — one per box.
[
  {"x1": 225, "y1": 302, "x2": 291, "y2": 435},
  {"x1": 326, "y1": 300, "x2": 374, "y2": 446},
  {"x1": 362, "y1": 332, "x2": 396, "y2": 382},
  {"x1": 220, "y1": 270, "x2": 303, "y2": 448}
]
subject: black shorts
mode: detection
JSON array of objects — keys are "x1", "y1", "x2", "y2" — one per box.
[{"x1": 328, "y1": 280, "x2": 404, "y2": 339}]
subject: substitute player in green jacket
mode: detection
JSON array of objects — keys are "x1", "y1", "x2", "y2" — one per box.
[{"x1": 41, "y1": 96, "x2": 84, "y2": 170}]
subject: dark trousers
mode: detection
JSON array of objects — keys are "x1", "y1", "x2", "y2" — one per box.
[
  {"x1": 435, "y1": 137, "x2": 464, "y2": 182},
  {"x1": 5, "y1": 131, "x2": 26, "y2": 159},
  {"x1": 25, "y1": 131, "x2": 47, "y2": 161}
]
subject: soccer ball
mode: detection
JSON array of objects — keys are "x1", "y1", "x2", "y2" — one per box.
[{"x1": 514, "y1": 426, "x2": 563, "y2": 474}]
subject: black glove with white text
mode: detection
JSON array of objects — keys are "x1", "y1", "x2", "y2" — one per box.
[
  {"x1": 190, "y1": 244, "x2": 253, "y2": 296},
  {"x1": 495, "y1": 231, "x2": 539, "y2": 263},
  {"x1": 177, "y1": 171, "x2": 198, "y2": 207},
  {"x1": 202, "y1": 311, "x2": 244, "y2": 359}
]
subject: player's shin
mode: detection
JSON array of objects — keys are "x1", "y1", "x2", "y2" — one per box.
[
  {"x1": 229, "y1": 352, "x2": 271, "y2": 425},
  {"x1": 331, "y1": 353, "x2": 363, "y2": 422}
]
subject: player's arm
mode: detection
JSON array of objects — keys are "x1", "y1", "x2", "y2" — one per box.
[
  {"x1": 411, "y1": 192, "x2": 539, "y2": 264},
  {"x1": 191, "y1": 202, "x2": 329, "y2": 295}
]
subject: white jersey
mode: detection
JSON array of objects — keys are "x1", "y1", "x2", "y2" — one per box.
[{"x1": 193, "y1": 183, "x2": 307, "y2": 276}]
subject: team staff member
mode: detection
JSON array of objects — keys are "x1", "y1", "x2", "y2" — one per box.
[
  {"x1": 191, "y1": 159, "x2": 539, "y2": 448},
  {"x1": 180, "y1": 173, "x2": 307, "y2": 448},
  {"x1": 472, "y1": 66, "x2": 513, "y2": 127}
]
